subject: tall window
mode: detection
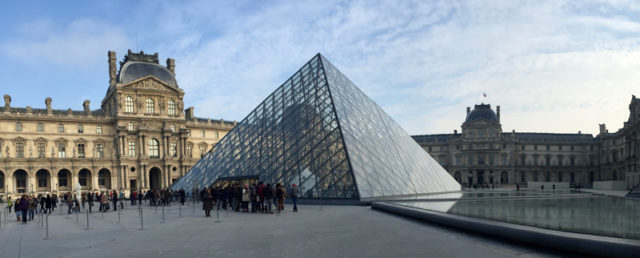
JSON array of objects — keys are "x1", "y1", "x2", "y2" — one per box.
[
  {"x1": 199, "y1": 145, "x2": 206, "y2": 157},
  {"x1": 16, "y1": 142, "x2": 24, "y2": 158},
  {"x1": 37, "y1": 143, "x2": 45, "y2": 158},
  {"x1": 38, "y1": 172, "x2": 48, "y2": 188},
  {"x1": 77, "y1": 124, "x2": 83, "y2": 133},
  {"x1": 170, "y1": 142, "x2": 177, "y2": 157},
  {"x1": 168, "y1": 100, "x2": 176, "y2": 115},
  {"x1": 79, "y1": 171, "x2": 88, "y2": 186},
  {"x1": 215, "y1": 131, "x2": 219, "y2": 139},
  {"x1": 170, "y1": 124, "x2": 176, "y2": 132},
  {"x1": 58, "y1": 171, "x2": 68, "y2": 187},
  {"x1": 37, "y1": 123, "x2": 44, "y2": 132},
  {"x1": 15, "y1": 122, "x2": 22, "y2": 132},
  {"x1": 96, "y1": 125, "x2": 102, "y2": 134},
  {"x1": 128, "y1": 141, "x2": 136, "y2": 157},
  {"x1": 125, "y1": 96, "x2": 134, "y2": 113},
  {"x1": 58, "y1": 124, "x2": 64, "y2": 133},
  {"x1": 96, "y1": 143, "x2": 104, "y2": 158},
  {"x1": 58, "y1": 143, "x2": 66, "y2": 158},
  {"x1": 78, "y1": 144, "x2": 85, "y2": 158},
  {"x1": 148, "y1": 139, "x2": 159, "y2": 158},
  {"x1": 146, "y1": 98, "x2": 154, "y2": 114},
  {"x1": 201, "y1": 130, "x2": 205, "y2": 138},
  {"x1": 128, "y1": 122, "x2": 134, "y2": 131}
]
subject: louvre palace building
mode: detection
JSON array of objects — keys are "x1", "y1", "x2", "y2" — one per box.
[
  {"x1": 0, "y1": 50, "x2": 235, "y2": 200},
  {"x1": 412, "y1": 99, "x2": 640, "y2": 191}
]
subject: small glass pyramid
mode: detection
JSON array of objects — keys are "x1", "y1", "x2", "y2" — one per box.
[{"x1": 172, "y1": 54, "x2": 460, "y2": 201}]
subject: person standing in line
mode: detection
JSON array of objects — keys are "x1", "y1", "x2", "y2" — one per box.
[
  {"x1": 45, "y1": 194, "x2": 52, "y2": 214},
  {"x1": 6, "y1": 196, "x2": 12, "y2": 214},
  {"x1": 20, "y1": 195, "x2": 29, "y2": 224},
  {"x1": 28, "y1": 196, "x2": 36, "y2": 220},
  {"x1": 15, "y1": 197, "x2": 21, "y2": 221},
  {"x1": 276, "y1": 183, "x2": 285, "y2": 214},
  {"x1": 258, "y1": 182, "x2": 265, "y2": 213},
  {"x1": 51, "y1": 194, "x2": 57, "y2": 212},
  {"x1": 111, "y1": 190, "x2": 118, "y2": 211},
  {"x1": 202, "y1": 188, "x2": 213, "y2": 217},
  {"x1": 87, "y1": 192, "x2": 93, "y2": 213},
  {"x1": 291, "y1": 183, "x2": 299, "y2": 212},
  {"x1": 66, "y1": 194, "x2": 74, "y2": 214},
  {"x1": 40, "y1": 195, "x2": 46, "y2": 213},
  {"x1": 242, "y1": 184, "x2": 250, "y2": 212},
  {"x1": 100, "y1": 192, "x2": 109, "y2": 212},
  {"x1": 264, "y1": 183, "x2": 273, "y2": 214}
]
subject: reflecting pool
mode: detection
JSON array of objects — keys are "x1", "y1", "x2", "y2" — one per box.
[{"x1": 394, "y1": 195, "x2": 640, "y2": 240}]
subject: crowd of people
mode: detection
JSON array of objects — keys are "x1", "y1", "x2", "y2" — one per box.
[
  {"x1": 199, "y1": 182, "x2": 300, "y2": 217},
  {"x1": 3, "y1": 183, "x2": 301, "y2": 224}
]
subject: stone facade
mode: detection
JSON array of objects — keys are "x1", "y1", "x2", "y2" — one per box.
[
  {"x1": 413, "y1": 103, "x2": 606, "y2": 188},
  {"x1": 0, "y1": 50, "x2": 235, "y2": 200}
]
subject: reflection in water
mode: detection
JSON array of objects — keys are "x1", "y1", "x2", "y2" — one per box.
[
  {"x1": 394, "y1": 189, "x2": 584, "y2": 201},
  {"x1": 397, "y1": 196, "x2": 640, "y2": 240}
]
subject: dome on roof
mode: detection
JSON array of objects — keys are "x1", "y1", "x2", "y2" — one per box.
[
  {"x1": 119, "y1": 61, "x2": 178, "y2": 87},
  {"x1": 465, "y1": 104, "x2": 498, "y2": 123}
]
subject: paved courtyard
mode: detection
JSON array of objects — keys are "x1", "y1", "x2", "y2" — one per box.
[{"x1": 0, "y1": 202, "x2": 565, "y2": 258}]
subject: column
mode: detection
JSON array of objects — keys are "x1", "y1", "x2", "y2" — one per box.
[
  {"x1": 92, "y1": 169, "x2": 99, "y2": 191},
  {"x1": 122, "y1": 165, "x2": 128, "y2": 190},
  {"x1": 143, "y1": 165, "x2": 147, "y2": 189},
  {"x1": 71, "y1": 170, "x2": 77, "y2": 192}
]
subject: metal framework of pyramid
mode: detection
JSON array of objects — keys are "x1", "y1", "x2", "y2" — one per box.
[{"x1": 172, "y1": 54, "x2": 460, "y2": 201}]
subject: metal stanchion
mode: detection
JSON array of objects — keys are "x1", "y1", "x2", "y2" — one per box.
[
  {"x1": 138, "y1": 207, "x2": 144, "y2": 230},
  {"x1": 161, "y1": 205, "x2": 165, "y2": 224},
  {"x1": 84, "y1": 210, "x2": 91, "y2": 230},
  {"x1": 179, "y1": 203, "x2": 182, "y2": 218},
  {"x1": 44, "y1": 214, "x2": 51, "y2": 240}
]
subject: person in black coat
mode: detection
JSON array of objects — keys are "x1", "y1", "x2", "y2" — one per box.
[
  {"x1": 45, "y1": 194, "x2": 52, "y2": 214},
  {"x1": 111, "y1": 190, "x2": 118, "y2": 211},
  {"x1": 202, "y1": 189, "x2": 213, "y2": 217},
  {"x1": 87, "y1": 193, "x2": 93, "y2": 213}
]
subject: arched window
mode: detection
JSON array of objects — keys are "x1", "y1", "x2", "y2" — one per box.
[
  {"x1": 148, "y1": 138, "x2": 159, "y2": 158},
  {"x1": 168, "y1": 100, "x2": 176, "y2": 115},
  {"x1": 125, "y1": 96, "x2": 134, "y2": 113},
  {"x1": 146, "y1": 98, "x2": 154, "y2": 114}
]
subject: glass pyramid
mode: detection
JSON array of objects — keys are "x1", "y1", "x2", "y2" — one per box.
[{"x1": 172, "y1": 54, "x2": 460, "y2": 201}]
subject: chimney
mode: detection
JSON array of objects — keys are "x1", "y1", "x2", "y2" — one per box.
[
  {"x1": 466, "y1": 107, "x2": 470, "y2": 115},
  {"x1": 599, "y1": 124, "x2": 606, "y2": 134},
  {"x1": 4, "y1": 94, "x2": 11, "y2": 109},
  {"x1": 496, "y1": 105, "x2": 501, "y2": 123},
  {"x1": 454, "y1": 130, "x2": 458, "y2": 134},
  {"x1": 45, "y1": 97, "x2": 52, "y2": 114},
  {"x1": 185, "y1": 107, "x2": 194, "y2": 119},
  {"x1": 166, "y1": 58, "x2": 175, "y2": 74},
  {"x1": 83, "y1": 100, "x2": 91, "y2": 113},
  {"x1": 108, "y1": 51, "x2": 117, "y2": 87}
]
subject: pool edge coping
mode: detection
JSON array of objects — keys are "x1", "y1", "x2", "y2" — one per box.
[{"x1": 371, "y1": 201, "x2": 640, "y2": 258}]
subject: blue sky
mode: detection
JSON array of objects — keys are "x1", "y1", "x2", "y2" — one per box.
[{"x1": 1, "y1": 0, "x2": 640, "y2": 135}]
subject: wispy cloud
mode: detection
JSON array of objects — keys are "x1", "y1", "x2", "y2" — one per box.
[{"x1": 2, "y1": 0, "x2": 640, "y2": 136}]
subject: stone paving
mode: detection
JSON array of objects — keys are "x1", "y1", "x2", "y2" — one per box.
[{"x1": 0, "y1": 202, "x2": 566, "y2": 258}]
